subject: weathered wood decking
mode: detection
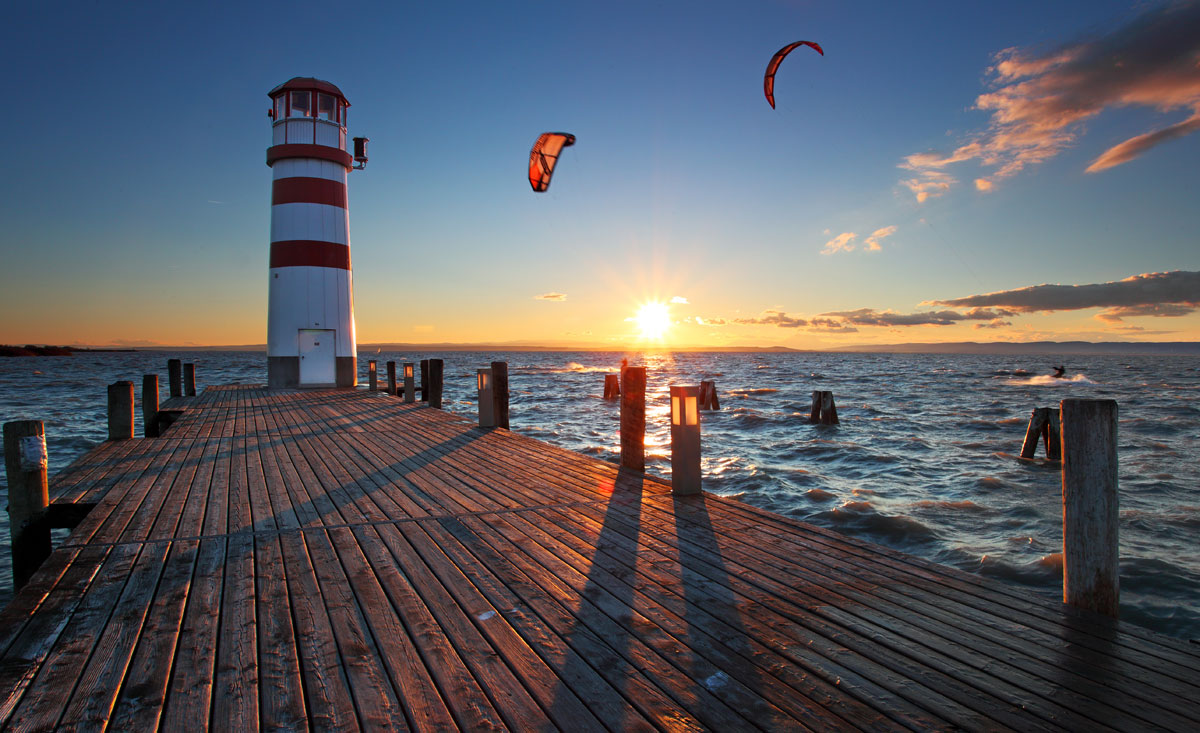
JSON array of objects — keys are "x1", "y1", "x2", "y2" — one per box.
[{"x1": 1, "y1": 385, "x2": 1198, "y2": 730}]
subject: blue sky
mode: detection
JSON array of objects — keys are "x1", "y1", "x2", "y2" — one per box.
[{"x1": 2, "y1": 1, "x2": 1198, "y2": 347}]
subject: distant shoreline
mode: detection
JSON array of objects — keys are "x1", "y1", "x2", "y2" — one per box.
[
  {"x1": 20, "y1": 340, "x2": 1197, "y2": 356},
  {"x1": 0, "y1": 345, "x2": 137, "y2": 357}
]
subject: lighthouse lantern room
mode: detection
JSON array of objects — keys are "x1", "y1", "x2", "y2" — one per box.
[{"x1": 265, "y1": 77, "x2": 362, "y2": 388}]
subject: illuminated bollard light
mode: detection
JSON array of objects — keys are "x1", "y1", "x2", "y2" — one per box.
[
  {"x1": 477, "y1": 368, "x2": 495, "y2": 428},
  {"x1": 403, "y1": 362, "x2": 415, "y2": 403},
  {"x1": 368, "y1": 360, "x2": 378, "y2": 391},
  {"x1": 670, "y1": 384, "x2": 701, "y2": 495}
]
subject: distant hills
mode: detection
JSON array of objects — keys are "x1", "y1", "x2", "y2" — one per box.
[{"x1": 46, "y1": 340, "x2": 1200, "y2": 355}]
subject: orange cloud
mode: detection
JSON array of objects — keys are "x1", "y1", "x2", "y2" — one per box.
[
  {"x1": 534, "y1": 292, "x2": 567, "y2": 301},
  {"x1": 821, "y1": 232, "x2": 857, "y2": 254},
  {"x1": 901, "y1": 3, "x2": 1200, "y2": 199},
  {"x1": 863, "y1": 225, "x2": 897, "y2": 251}
]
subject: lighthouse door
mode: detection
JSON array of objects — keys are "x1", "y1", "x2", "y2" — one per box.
[{"x1": 298, "y1": 329, "x2": 336, "y2": 386}]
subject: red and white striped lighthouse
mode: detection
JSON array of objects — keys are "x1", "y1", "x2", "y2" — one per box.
[{"x1": 266, "y1": 77, "x2": 365, "y2": 388}]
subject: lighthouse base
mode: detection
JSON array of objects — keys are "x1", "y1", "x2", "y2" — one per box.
[{"x1": 268, "y1": 356, "x2": 357, "y2": 389}]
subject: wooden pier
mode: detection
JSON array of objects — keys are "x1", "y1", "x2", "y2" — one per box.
[{"x1": 1, "y1": 386, "x2": 1198, "y2": 730}]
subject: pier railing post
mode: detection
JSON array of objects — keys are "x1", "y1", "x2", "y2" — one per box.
[
  {"x1": 142, "y1": 374, "x2": 160, "y2": 438},
  {"x1": 670, "y1": 385, "x2": 702, "y2": 495},
  {"x1": 620, "y1": 366, "x2": 646, "y2": 472},
  {"x1": 183, "y1": 363, "x2": 197, "y2": 396},
  {"x1": 368, "y1": 360, "x2": 378, "y2": 391},
  {"x1": 420, "y1": 359, "x2": 430, "y2": 402},
  {"x1": 428, "y1": 359, "x2": 444, "y2": 409},
  {"x1": 167, "y1": 358, "x2": 182, "y2": 398},
  {"x1": 477, "y1": 368, "x2": 495, "y2": 427},
  {"x1": 403, "y1": 363, "x2": 415, "y2": 403},
  {"x1": 387, "y1": 361, "x2": 397, "y2": 396},
  {"x1": 4, "y1": 420, "x2": 51, "y2": 589},
  {"x1": 108, "y1": 381, "x2": 135, "y2": 440},
  {"x1": 491, "y1": 361, "x2": 509, "y2": 429},
  {"x1": 1061, "y1": 398, "x2": 1120, "y2": 618}
]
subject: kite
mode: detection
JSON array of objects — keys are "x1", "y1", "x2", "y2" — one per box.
[
  {"x1": 529, "y1": 132, "x2": 576, "y2": 192},
  {"x1": 764, "y1": 40, "x2": 824, "y2": 109}
]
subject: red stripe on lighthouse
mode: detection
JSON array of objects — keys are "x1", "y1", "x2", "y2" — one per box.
[
  {"x1": 266, "y1": 144, "x2": 353, "y2": 169},
  {"x1": 270, "y1": 240, "x2": 351, "y2": 269},
  {"x1": 272, "y1": 177, "x2": 347, "y2": 208}
]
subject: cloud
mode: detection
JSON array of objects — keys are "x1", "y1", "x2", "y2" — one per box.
[
  {"x1": 695, "y1": 316, "x2": 726, "y2": 326},
  {"x1": 928, "y1": 270, "x2": 1200, "y2": 313},
  {"x1": 863, "y1": 225, "x2": 897, "y2": 251},
  {"x1": 821, "y1": 232, "x2": 857, "y2": 255},
  {"x1": 534, "y1": 292, "x2": 567, "y2": 301},
  {"x1": 901, "y1": 3, "x2": 1200, "y2": 199},
  {"x1": 733, "y1": 310, "x2": 808, "y2": 328},
  {"x1": 973, "y1": 319, "x2": 1013, "y2": 329},
  {"x1": 807, "y1": 317, "x2": 859, "y2": 333},
  {"x1": 1087, "y1": 112, "x2": 1200, "y2": 172},
  {"x1": 1095, "y1": 302, "x2": 1196, "y2": 322},
  {"x1": 974, "y1": 178, "x2": 994, "y2": 192},
  {"x1": 819, "y1": 307, "x2": 1011, "y2": 327},
  {"x1": 670, "y1": 295, "x2": 689, "y2": 304}
]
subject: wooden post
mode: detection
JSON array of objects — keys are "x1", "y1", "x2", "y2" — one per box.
[
  {"x1": 808, "y1": 391, "x2": 839, "y2": 425},
  {"x1": 108, "y1": 381, "x2": 135, "y2": 440},
  {"x1": 4, "y1": 420, "x2": 51, "y2": 589},
  {"x1": 142, "y1": 374, "x2": 160, "y2": 438},
  {"x1": 183, "y1": 363, "x2": 196, "y2": 396},
  {"x1": 368, "y1": 360, "x2": 378, "y2": 391},
  {"x1": 420, "y1": 359, "x2": 430, "y2": 402},
  {"x1": 603, "y1": 374, "x2": 620, "y2": 400},
  {"x1": 620, "y1": 366, "x2": 646, "y2": 472},
  {"x1": 491, "y1": 361, "x2": 510, "y2": 429},
  {"x1": 1044, "y1": 409, "x2": 1061, "y2": 461},
  {"x1": 428, "y1": 359, "x2": 444, "y2": 409},
  {"x1": 387, "y1": 361, "x2": 397, "y2": 396},
  {"x1": 1020, "y1": 408, "x2": 1049, "y2": 458},
  {"x1": 698, "y1": 380, "x2": 720, "y2": 410},
  {"x1": 167, "y1": 358, "x2": 182, "y2": 398},
  {"x1": 1060, "y1": 398, "x2": 1119, "y2": 618}
]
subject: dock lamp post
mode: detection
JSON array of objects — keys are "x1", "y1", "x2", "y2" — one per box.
[
  {"x1": 477, "y1": 368, "x2": 496, "y2": 427},
  {"x1": 670, "y1": 385, "x2": 701, "y2": 495},
  {"x1": 403, "y1": 363, "x2": 415, "y2": 403}
]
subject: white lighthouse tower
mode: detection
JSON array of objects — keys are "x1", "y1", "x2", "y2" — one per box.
[{"x1": 266, "y1": 77, "x2": 366, "y2": 388}]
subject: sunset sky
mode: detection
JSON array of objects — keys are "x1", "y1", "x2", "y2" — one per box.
[{"x1": 2, "y1": 1, "x2": 1198, "y2": 348}]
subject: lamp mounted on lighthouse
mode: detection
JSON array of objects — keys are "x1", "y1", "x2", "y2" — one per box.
[{"x1": 265, "y1": 77, "x2": 367, "y2": 388}]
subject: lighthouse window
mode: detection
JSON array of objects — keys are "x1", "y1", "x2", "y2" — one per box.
[
  {"x1": 318, "y1": 93, "x2": 336, "y2": 121},
  {"x1": 290, "y1": 91, "x2": 311, "y2": 117},
  {"x1": 273, "y1": 95, "x2": 286, "y2": 120}
]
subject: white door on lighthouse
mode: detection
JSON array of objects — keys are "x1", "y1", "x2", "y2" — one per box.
[{"x1": 298, "y1": 329, "x2": 336, "y2": 385}]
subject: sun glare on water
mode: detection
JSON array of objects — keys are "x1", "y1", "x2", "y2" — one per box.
[{"x1": 634, "y1": 301, "x2": 672, "y2": 339}]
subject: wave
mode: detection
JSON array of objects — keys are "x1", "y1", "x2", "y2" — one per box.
[{"x1": 1005, "y1": 374, "x2": 1097, "y2": 386}]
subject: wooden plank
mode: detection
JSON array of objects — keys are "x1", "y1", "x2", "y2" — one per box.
[{"x1": 159, "y1": 537, "x2": 226, "y2": 730}]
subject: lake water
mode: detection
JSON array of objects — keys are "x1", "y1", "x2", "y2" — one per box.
[{"x1": 1, "y1": 350, "x2": 1197, "y2": 640}]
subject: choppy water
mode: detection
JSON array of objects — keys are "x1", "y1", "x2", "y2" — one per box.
[{"x1": 1, "y1": 350, "x2": 1197, "y2": 640}]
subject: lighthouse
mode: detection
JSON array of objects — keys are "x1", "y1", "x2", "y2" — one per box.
[{"x1": 265, "y1": 77, "x2": 366, "y2": 388}]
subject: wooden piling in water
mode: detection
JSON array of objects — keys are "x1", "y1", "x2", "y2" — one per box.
[
  {"x1": 698, "y1": 380, "x2": 720, "y2": 410},
  {"x1": 809, "y1": 390, "x2": 839, "y2": 425},
  {"x1": 183, "y1": 363, "x2": 196, "y2": 396},
  {"x1": 107, "y1": 381, "x2": 134, "y2": 440},
  {"x1": 3, "y1": 420, "x2": 51, "y2": 590},
  {"x1": 620, "y1": 366, "x2": 646, "y2": 472},
  {"x1": 142, "y1": 374, "x2": 159, "y2": 438},
  {"x1": 428, "y1": 359, "x2": 444, "y2": 408},
  {"x1": 368, "y1": 360, "x2": 378, "y2": 391},
  {"x1": 1061, "y1": 398, "x2": 1120, "y2": 618},
  {"x1": 420, "y1": 359, "x2": 430, "y2": 402},
  {"x1": 387, "y1": 361, "x2": 397, "y2": 396},
  {"x1": 1020, "y1": 407, "x2": 1062, "y2": 460},
  {"x1": 603, "y1": 374, "x2": 620, "y2": 400},
  {"x1": 167, "y1": 358, "x2": 182, "y2": 398},
  {"x1": 491, "y1": 361, "x2": 510, "y2": 429}
]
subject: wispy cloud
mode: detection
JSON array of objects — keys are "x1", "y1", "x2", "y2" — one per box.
[
  {"x1": 821, "y1": 232, "x2": 857, "y2": 255},
  {"x1": 695, "y1": 316, "x2": 726, "y2": 326},
  {"x1": 863, "y1": 225, "x2": 897, "y2": 251},
  {"x1": 974, "y1": 178, "x2": 994, "y2": 192},
  {"x1": 902, "y1": 2, "x2": 1200, "y2": 199},
  {"x1": 927, "y1": 270, "x2": 1200, "y2": 318},
  {"x1": 819, "y1": 307, "x2": 1013, "y2": 327},
  {"x1": 733, "y1": 310, "x2": 808, "y2": 328},
  {"x1": 670, "y1": 295, "x2": 689, "y2": 304},
  {"x1": 534, "y1": 292, "x2": 567, "y2": 301}
]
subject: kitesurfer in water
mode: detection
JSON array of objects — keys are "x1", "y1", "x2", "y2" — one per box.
[{"x1": 1052, "y1": 365, "x2": 1065, "y2": 379}]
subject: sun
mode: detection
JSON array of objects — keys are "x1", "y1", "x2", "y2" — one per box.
[{"x1": 634, "y1": 301, "x2": 672, "y2": 339}]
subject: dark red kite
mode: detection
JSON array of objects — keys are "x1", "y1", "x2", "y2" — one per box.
[
  {"x1": 764, "y1": 40, "x2": 824, "y2": 109},
  {"x1": 529, "y1": 132, "x2": 576, "y2": 192}
]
